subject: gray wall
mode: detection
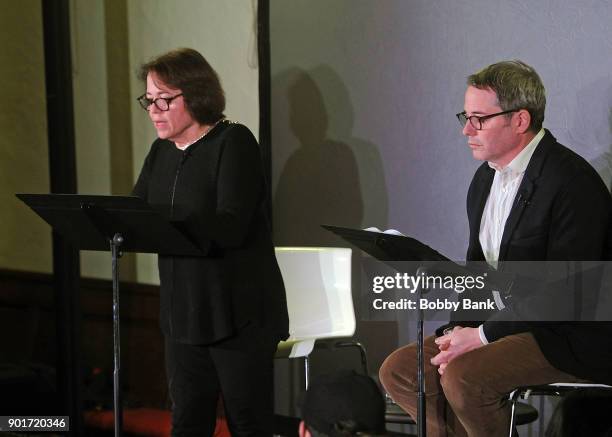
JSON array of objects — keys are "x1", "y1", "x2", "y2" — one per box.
[
  {"x1": 270, "y1": 0, "x2": 612, "y2": 429},
  {"x1": 271, "y1": 0, "x2": 612, "y2": 259}
]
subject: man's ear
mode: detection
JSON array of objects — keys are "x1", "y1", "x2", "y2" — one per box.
[
  {"x1": 299, "y1": 420, "x2": 311, "y2": 437},
  {"x1": 514, "y1": 109, "x2": 532, "y2": 134}
]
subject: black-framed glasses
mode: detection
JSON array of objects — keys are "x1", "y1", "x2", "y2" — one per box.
[
  {"x1": 456, "y1": 109, "x2": 518, "y2": 130},
  {"x1": 137, "y1": 93, "x2": 183, "y2": 111}
]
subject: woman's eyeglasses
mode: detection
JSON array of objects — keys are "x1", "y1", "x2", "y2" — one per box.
[{"x1": 137, "y1": 93, "x2": 183, "y2": 111}]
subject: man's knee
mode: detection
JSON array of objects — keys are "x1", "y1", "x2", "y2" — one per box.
[
  {"x1": 379, "y1": 346, "x2": 417, "y2": 396},
  {"x1": 440, "y1": 358, "x2": 483, "y2": 412},
  {"x1": 379, "y1": 353, "x2": 405, "y2": 394}
]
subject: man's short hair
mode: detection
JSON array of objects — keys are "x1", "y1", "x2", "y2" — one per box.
[
  {"x1": 468, "y1": 60, "x2": 546, "y2": 132},
  {"x1": 301, "y1": 370, "x2": 386, "y2": 437}
]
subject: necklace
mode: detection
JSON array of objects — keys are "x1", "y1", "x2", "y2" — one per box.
[{"x1": 176, "y1": 119, "x2": 224, "y2": 150}]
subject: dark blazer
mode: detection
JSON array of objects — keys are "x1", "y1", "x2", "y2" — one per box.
[
  {"x1": 133, "y1": 121, "x2": 289, "y2": 345},
  {"x1": 464, "y1": 129, "x2": 612, "y2": 383}
]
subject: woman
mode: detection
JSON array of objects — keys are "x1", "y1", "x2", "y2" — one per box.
[{"x1": 132, "y1": 48, "x2": 289, "y2": 437}]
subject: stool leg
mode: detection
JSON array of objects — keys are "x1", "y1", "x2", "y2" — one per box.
[
  {"x1": 304, "y1": 356, "x2": 310, "y2": 389},
  {"x1": 508, "y1": 389, "x2": 520, "y2": 437}
]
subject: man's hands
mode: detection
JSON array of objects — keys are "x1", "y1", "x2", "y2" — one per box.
[{"x1": 430, "y1": 326, "x2": 484, "y2": 375}]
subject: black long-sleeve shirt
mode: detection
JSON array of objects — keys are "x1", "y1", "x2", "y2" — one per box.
[{"x1": 133, "y1": 120, "x2": 289, "y2": 344}]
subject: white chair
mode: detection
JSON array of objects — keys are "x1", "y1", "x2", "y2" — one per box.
[{"x1": 274, "y1": 247, "x2": 366, "y2": 388}]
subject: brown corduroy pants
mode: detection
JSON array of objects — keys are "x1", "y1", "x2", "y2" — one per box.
[{"x1": 379, "y1": 332, "x2": 584, "y2": 437}]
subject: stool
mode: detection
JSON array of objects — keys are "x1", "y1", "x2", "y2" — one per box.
[{"x1": 508, "y1": 383, "x2": 612, "y2": 437}]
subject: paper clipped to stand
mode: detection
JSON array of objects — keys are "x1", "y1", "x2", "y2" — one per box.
[{"x1": 363, "y1": 227, "x2": 406, "y2": 237}]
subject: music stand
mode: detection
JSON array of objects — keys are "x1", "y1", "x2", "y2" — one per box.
[
  {"x1": 322, "y1": 224, "x2": 452, "y2": 437},
  {"x1": 17, "y1": 194, "x2": 206, "y2": 437}
]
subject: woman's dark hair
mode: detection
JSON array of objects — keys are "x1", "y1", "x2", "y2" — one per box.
[{"x1": 139, "y1": 48, "x2": 225, "y2": 124}]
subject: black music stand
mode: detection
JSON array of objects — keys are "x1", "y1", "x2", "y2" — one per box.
[
  {"x1": 17, "y1": 194, "x2": 206, "y2": 437},
  {"x1": 322, "y1": 224, "x2": 452, "y2": 437}
]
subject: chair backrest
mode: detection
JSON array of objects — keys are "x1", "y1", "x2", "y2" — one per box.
[{"x1": 275, "y1": 247, "x2": 355, "y2": 341}]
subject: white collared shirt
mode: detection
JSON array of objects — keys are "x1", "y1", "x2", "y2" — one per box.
[
  {"x1": 479, "y1": 128, "x2": 545, "y2": 266},
  {"x1": 477, "y1": 128, "x2": 545, "y2": 344}
]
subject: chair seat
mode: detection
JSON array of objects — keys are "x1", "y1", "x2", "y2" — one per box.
[
  {"x1": 384, "y1": 401, "x2": 538, "y2": 426},
  {"x1": 513, "y1": 383, "x2": 612, "y2": 399}
]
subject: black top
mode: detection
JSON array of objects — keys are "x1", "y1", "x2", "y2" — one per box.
[{"x1": 133, "y1": 120, "x2": 289, "y2": 344}]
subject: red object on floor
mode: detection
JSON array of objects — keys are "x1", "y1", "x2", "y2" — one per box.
[{"x1": 84, "y1": 408, "x2": 230, "y2": 437}]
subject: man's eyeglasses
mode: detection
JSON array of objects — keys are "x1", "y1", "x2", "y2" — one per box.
[
  {"x1": 137, "y1": 93, "x2": 183, "y2": 111},
  {"x1": 456, "y1": 109, "x2": 518, "y2": 130}
]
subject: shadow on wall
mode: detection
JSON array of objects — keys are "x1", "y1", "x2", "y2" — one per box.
[
  {"x1": 271, "y1": 67, "x2": 396, "y2": 378},
  {"x1": 590, "y1": 107, "x2": 612, "y2": 192},
  {"x1": 272, "y1": 66, "x2": 388, "y2": 246},
  {"x1": 571, "y1": 82, "x2": 612, "y2": 192}
]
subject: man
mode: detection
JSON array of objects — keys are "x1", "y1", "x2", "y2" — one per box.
[
  {"x1": 379, "y1": 60, "x2": 612, "y2": 437},
  {"x1": 300, "y1": 370, "x2": 387, "y2": 437}
]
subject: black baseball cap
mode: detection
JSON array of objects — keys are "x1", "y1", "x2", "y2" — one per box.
[{"x1": 301, "y1": 370, "x2": 386, "y2": 436}]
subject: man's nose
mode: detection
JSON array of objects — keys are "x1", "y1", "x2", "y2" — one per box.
[{"x1": 462, "y1": 121, "x2": 476, "y2": 136}]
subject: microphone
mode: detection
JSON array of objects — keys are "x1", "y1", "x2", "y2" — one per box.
[{"x1": 516, "y1": 190, "x2": 530, "y2": 206}]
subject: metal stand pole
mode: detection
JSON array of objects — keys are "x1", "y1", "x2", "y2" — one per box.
[
  {"x1": 111, "y1": 233, "x2": 123, "y2": 437},
  {"x1": 416, "y1": 315, "x2": 426, "y2": 437},
  {"x1": 415, "y1": 266, "x2": 428, "y2": 437}
]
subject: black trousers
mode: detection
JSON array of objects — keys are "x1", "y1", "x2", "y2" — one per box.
[{"x1": 165, "y1": 325, "x2": 279, "y2": 437}]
